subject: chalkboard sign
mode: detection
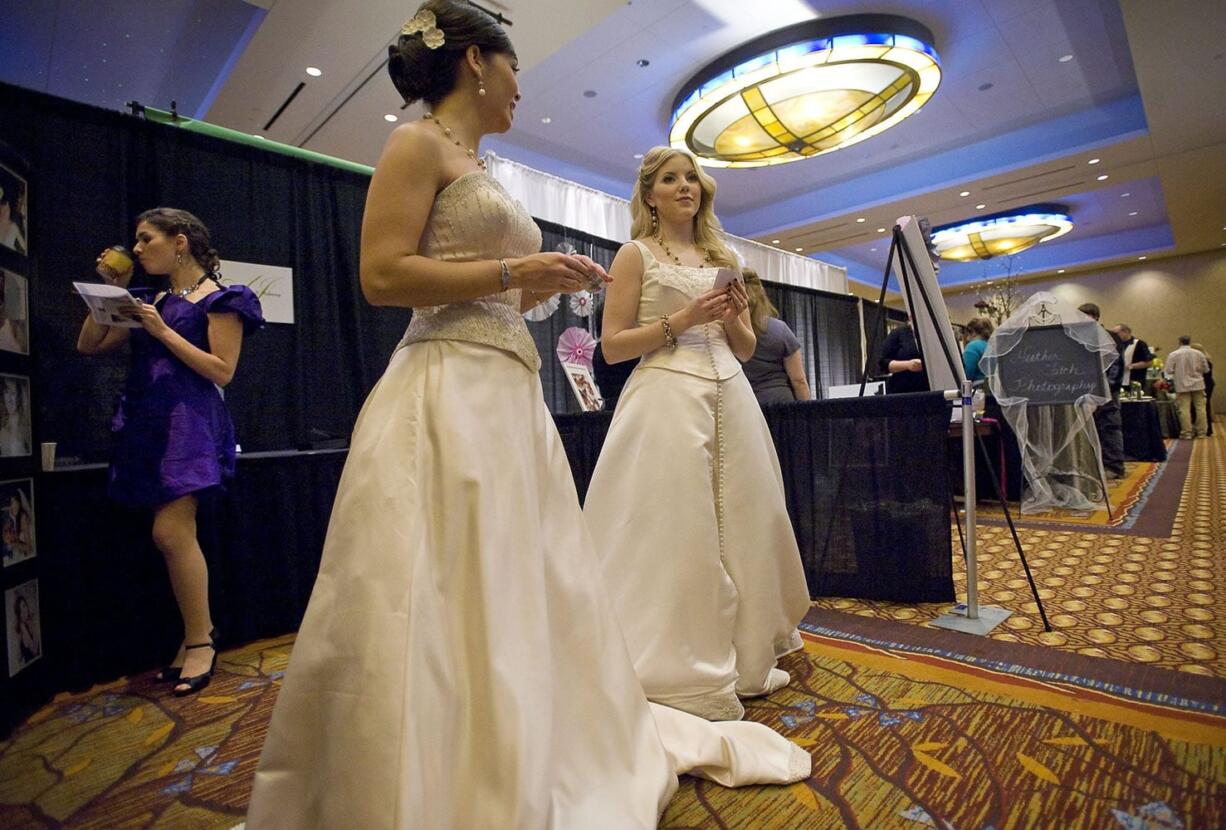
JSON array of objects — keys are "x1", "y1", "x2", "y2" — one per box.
[{"x1": 995, "y1": 323, "x2": 1109, "y2": 405}]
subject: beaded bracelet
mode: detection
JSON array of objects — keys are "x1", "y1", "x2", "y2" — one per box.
[{"x1": 661, "y1": 314, "x2": 677, "y2": 350}]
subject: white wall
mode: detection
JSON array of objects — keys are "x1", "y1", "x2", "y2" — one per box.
[{"x1": 943, "y1": 249, "x2": 1226, "y2": 366}]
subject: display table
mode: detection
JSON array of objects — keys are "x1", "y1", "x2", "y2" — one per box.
[
  {"x1": 1120, "y1": 399, "x2": 1169, "y2": 461},
  {"x1": 18, "y1": 395, "x2": 955, "y2": 725},
  {"x1": 557, "y1": 391, "x2": 955, "y2": 606}
]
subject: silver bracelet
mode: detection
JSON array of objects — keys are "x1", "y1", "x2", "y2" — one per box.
[{"x1": 498, "y1": 258, "x2": 511, "y2": 292}]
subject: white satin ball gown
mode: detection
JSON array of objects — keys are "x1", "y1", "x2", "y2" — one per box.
[
  {"x1": 584, "y1": 240, "x2": 811, "y2": 721},
  {"x1": 244, "y1": 174, "x2": 810, "y2": 829}
]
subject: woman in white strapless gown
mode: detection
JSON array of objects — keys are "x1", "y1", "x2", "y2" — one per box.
[
  {"x1": 586, "y1": 147, "x2": 811, "y2": 721},
  {"x1": 244, "y1": 5, "x2": 808, "y2": 828}
]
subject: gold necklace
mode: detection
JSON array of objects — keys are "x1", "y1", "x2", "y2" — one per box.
[
  {"x1": 424, "y1": 112, "x2": 486, "y2": 170},
  {"x1": 656, "y1": 233, "x2": 712, "y2": 267}
]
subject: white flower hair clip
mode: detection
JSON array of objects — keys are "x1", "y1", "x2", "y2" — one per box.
[{"x1": 401, "y1": 9, "x2": 445, "y2": 49}]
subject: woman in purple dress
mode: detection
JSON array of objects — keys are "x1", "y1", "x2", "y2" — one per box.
[{"x1": 77, "y1": 208, "x2": 263, "y2": 696}]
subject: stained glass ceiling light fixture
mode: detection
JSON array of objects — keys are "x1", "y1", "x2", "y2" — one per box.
[
  {"x1": 669, "y1": 14, "x2": 941, "y2": 168},
  {"x1": 931, "y1": 205, "x2": 1074, "y2": 262}
]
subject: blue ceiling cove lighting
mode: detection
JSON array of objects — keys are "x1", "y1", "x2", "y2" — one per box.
[
  {"x1": 931, "y1": 204, "x2": 1074, "y2": 261},
  {"x1": 670, "y1": 14, "x2": 941, "y2": 168}
]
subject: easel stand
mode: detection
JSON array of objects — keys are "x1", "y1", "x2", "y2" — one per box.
[{"x1": 860, "y1": 227, "x2": 1050, "y2": 635}]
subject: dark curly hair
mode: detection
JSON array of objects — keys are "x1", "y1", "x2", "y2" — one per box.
[
  {"x1": 387, "y1": 0, "x2": 514, "y2": 108},
  {"x1": 136, "y1": 207, "x2": 221, "y2": 276}
]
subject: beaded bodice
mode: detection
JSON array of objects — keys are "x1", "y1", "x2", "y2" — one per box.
[
  {"x1": 399, "y1": 172, "x2": 543, "y2": 371},
  {"x1": 631, "y1": 241, "x2": 743, "y2": 381}
]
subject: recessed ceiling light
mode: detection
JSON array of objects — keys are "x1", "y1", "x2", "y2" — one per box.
[
  {"x1": 976, "y1": 204, "x2": 986, "y2": 209},
  {"x1": 795, "y1": 247, "x2": 803, "y2": 252},
  {"x1": 1129, "y1": 211, "x2": 1138, "y2": 216},
  {"x1": 1121, "y1": 192, "x2": 1131, "y2": 197},
  {"x1": 306, "y1": 67, "x2": 322, "y2": 77},
  {"x1": 1088, "y1": 158, "x2": 1100, "y2": 164},
  {"x1": 1138, "y1": 255, "x2": 1147, "y2": 260},
  {"x1": 771, "y1": 239, "x2": 781, "y2": 244},
  {"x1": 959, "y1": 191, "x2": 970, "y2": 197},
  {"x1": 876, "y1": 227, "x2": 886, "y2": 233},
  {"x1": 856, "y1": 217, "x2": 866, "y2": 223},
  {"x1": 1096, "y1": 174, "x2": 1109, "y2": 181},
  {"x1": 383, "y1": 113, "x2": 398, "y2": 122},
  {"x1": 540, "y1": 116, "x2": 552, "y2": 124},
  {"x1": 1057, "y1": 269, "x2": 1066, "y2": 273},
  {"x1": 253, "y1": 134, "x2": 265, "y2": 140},
  {"x1": 1059, "y1": 54, "x2": 1074, "y2": 62},
  {"x1": 633, "y1": 153, "x2": 643, "y2": 159},
  {"x1": 870, "y1": 247, "x2": 878, "y2": 252},
  {"x1": 636, "y1": 59, "x2": 650, "y2": 67}
]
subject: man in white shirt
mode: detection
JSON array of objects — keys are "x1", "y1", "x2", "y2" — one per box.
[{"x1": 1165, "y1": 335, "x2": 1210, "y2": 439}]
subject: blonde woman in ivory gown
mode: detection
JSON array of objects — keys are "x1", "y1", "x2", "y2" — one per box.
[
  {"x1": 585, "y1": 147, "x2": 810, "y2": 721},
  {"x1": 245, "y1": 4, "x2": 808, "y2": 828}
]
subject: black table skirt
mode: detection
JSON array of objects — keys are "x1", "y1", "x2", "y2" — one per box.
[
  {"x1": 1120, "y1": 400, "x2": 1169, "y2": 462},
  {"x1": 7, "y1": 396, "x2": 956, "y2": 733},
  {"x1": 557, "y1": 391, "x2": 955, "y2": 606}
]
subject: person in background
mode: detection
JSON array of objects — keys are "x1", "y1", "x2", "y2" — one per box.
[
  {"x1": 1191, "y1": 343, "x2": 1214, "y2": 436},
  {"x1": 961, "y1": 316, "x2": 994, "y2": 384},
  {"x1": 742, "y1": 269, "x2": 810, "y2": 404},
  {"x1": 1077, "y1": 303, "x2": 1126, "y2": 479},
  {"x1": 880, "y1": 320, "x2": 928, "y2": 393},
  {"x1": 1166, "y1": 335, "x2": 1210, "y2": 439},
  {"x1": 77, "y1": 208, "x2": 264, "y2": 696},
  {"x1": 1112, "y1": 324, "x2": 1152, "y2": 389}
]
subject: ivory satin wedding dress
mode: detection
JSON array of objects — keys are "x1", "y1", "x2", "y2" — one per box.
[{"x1": 244, "y1": 174, "x2": 809, "y2": 829}]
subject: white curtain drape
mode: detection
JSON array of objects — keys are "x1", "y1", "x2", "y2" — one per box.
[{"x1": 486, "y1": 152, "x2": 849, "y2": 295}]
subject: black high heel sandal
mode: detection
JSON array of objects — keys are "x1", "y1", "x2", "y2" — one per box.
[
  {"x1": 173, "y1": 633, "x2": 219, "y2": 697},
  {"x1": 157, "y1": 627, "x2": 217, "y2": 683}
]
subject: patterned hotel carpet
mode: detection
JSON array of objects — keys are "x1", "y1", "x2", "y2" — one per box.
[
  {"x1": 1, "y1": 421, "x2": 1221, "y2": 827},
  {"x1": 976, "y1": 439, "x2": 1188, "y2": 535},
  {"x1": 1, "y1": 612, "x2": 1224, "y2": 829},
  {"x1": 814, "y1": 421, "x2": 1225, "y2": 678}
]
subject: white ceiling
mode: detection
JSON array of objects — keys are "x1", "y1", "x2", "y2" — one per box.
[{"x1": 7, "y1": 0, "x2": 1225, "y2": 288}]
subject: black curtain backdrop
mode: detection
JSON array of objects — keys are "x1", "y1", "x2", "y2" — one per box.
[
  {"x1": 765, "y1": 283, "x2": 862, "y2": 398},
  {"x1": 0, "y1": 82, "x2": 411, "y2": 463}
]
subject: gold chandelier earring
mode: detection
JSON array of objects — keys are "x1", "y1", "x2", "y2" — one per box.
[{"x1": 650, "y1": 205, "x2": 658, "y2": 234}]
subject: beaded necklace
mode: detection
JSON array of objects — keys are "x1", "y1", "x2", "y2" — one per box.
[
  {"x1": 424, "y1": 112, "x2": 486, "y2": 170},
  {"x1": 656, "y1": 233, "x2": 713, "y2": 267}
]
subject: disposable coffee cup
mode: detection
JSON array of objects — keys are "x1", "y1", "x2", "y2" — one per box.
[
  {"x1": 40, "y1": 442, "x2": 56, "y2": 472},
  {"x1": 97, "y1": 245, "x2": 134, "y2": 282}
]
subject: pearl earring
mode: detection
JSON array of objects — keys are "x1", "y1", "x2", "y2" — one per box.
[
  {"x1": 650, "y1": 206, "x2": 658, "y2": 234},
  {"x1": 478, "y1": 79, "x2": 486, "y2": 97},
  {"x1": 177, "y1": 252, "x2": 184, "y2": 264}
]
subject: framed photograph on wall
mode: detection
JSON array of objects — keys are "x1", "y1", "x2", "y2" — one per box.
[
  {"x1": 5, "y1": 578, "x2": 41, "y2": 677},
  {"x1": 562, "y1": 362, "x2": 604, "y2": 412},
  {"x1": 0, "y1": 162, "x2": 28, "y2": 257},
  {"x1": 0, "y1": 374, "x2": 31, "y2": 457},
  {"x1": 0, "y1": 478, "x2": 35, "y2": 568},
  {"x1": 0, "y1": 268, "x2": 29, "y2": 354}
]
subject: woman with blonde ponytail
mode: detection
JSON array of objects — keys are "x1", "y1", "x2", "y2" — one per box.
[{"x1": 585, "y1": 147, "x2": 809, "y2": 722}]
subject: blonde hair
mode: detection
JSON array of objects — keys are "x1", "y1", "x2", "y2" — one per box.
[
  {"x1": 742, "y1": 269, "x2": 777, "y2": 336},
  {"x1": 629, "y1": 146, "x2": 737, "y2": 267},
  {"x1": 1191, "y1": 343, "x2": 1212, "y2": 360}
]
